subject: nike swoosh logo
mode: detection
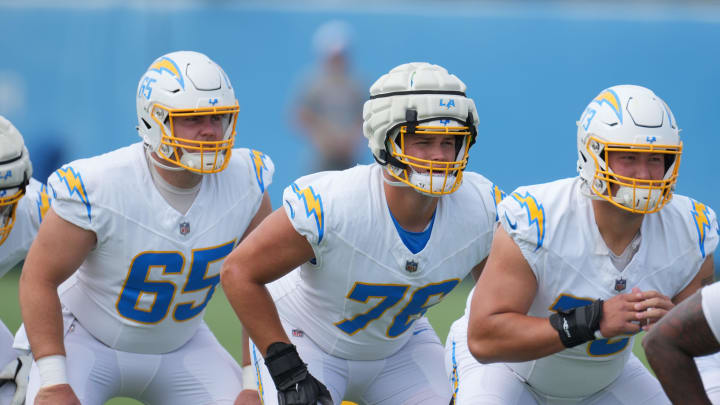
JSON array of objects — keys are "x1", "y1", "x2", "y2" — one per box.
[{"x1": 504, "y1": 212, "x2": 517, "y2": 230}]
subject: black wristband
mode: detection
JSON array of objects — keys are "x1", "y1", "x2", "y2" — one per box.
[
  {"x1": 264, "y1": 342, "x2": 308, "y2": 391},
  {"x1": 549, "y1": 299, "x2": 604, "y2": 348}
]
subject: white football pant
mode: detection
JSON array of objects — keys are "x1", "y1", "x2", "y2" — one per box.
[
  {"x1": 444, "y1": 316, "x2": 670, "y2": 405},
  {"x1": 25, "y1": 310, "x2": 243, "y2": 405},
  {"x1": 252, "y1": 317, "x2": 451, "y2": 405}
]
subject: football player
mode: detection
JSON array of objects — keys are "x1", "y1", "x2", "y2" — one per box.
[
  {"x1": 465, "y1": 84, "x2": 717, "y2": 404},
  {"x1": 18, "y1": 51, "x2": 270, "y2": 405},
  {"x1": 0, "y1": 116, "x2": 47, "y2": 405},
  {"x1": 644, "y1": 281, "x2": 720, "y2": 404},
  {"x1": 221, "y1": 62, "x2": 502, "y2": 404}
]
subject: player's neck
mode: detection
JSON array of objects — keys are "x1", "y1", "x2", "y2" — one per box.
[
  {"x1": 383, "y1": 177, "x2": 439, "y2": 233},
  {"x1": 591, "y1": 199, "x2": 644, "y2": 255},
  {"x1": 148, "y1": 152, "x2": 203, "y2": 189}
]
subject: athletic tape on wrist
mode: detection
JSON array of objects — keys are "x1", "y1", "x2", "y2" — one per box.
[
  {"x1": 242, "y1": 365, "x2": 257, "y2": 391},
  {"x1": 37, "y1": 354, "x2": 68, "y2": 388}
]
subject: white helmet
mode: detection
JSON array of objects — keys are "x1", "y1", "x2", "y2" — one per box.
[
  {"x1": 0, "y1": 116, "x2": 32, "y2": 245},
  {"x1": 363, "y1": 62, "x2": 479, "y2": 196},
  {"x1": 136, "y1": 51, "x2": 239, "y2": 173},
  {"x1": 577, "y1": 85, "x2": 681, "y2": 213}
]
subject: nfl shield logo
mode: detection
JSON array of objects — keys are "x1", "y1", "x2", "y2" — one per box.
[
  {"x1": 405, "y1": 260, "x2": 419, "y2": 273},
  {"x1": 179, "y1": 222, "x2": 190, "y2": 235},
  {"x1": 614, "y1": 277, "x2": 627, "y2": 292}
]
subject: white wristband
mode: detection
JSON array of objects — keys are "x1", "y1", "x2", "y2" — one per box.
[
  {"x1": 242, "y1": 365, "x2": 257, "y2": 391},
  {"x1": 36, "y1": 355, "x2": 68, "y2": 388}
]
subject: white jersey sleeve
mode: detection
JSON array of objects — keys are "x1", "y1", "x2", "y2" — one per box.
[
  {"x1": 244, "y1": 148, "x2": 275, "y2": 196},
  {"x1": 498, "y1": 183, "x2": 551, "y2": 277},
  {"x1": 281, "y1": 171, "x2": 330, "y2": 249},
  {"x1": 47, "y1": 160, "x2": 111, "y2": 238},
  {"x1": 0, "y1": 178, "x2": 51, "y2": 276}
]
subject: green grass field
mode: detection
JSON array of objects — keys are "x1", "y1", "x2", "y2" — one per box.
[{"x1": 0, "y1": 269, "x2": 648, "y2": 405}]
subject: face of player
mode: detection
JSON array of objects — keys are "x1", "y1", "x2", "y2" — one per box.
[
  {"x1": 606, "y1": 151, "x2": 666, "y2": 196},
  {"x1": 402, "y1": 132, "x2": 458, "y2": 173},
  {"x1": 172, "y1": 115, "x2": 228, "y2": 144},
  {"x1": 164, "y1": 114, "x2": 232, "y2": 167}
]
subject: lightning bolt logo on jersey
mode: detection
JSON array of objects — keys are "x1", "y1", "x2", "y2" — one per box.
[
  {"x1": 55, "y1": 166, "x2": 91, "y2": 222},
  {"x1": 510, "y1": 192, "x2": 546, "y2": 250},
  {"x1": 290, "y1": 182, "x2": 324, "y2": 244},
  {"x1": 275, "y1": 164, "x2": 499, "y2": 360},
  {"x1": 36, "y1": 183, "x2": 53, "y2": 221},
  {"x1": 499, "y1": 177, "x2": 719, "y2": 399},
  {"x1": 49, "y1": 143, "x2": 274, "y2": 354},
  {"x1": 250, "y1": 149, "x2": 271, "y2": 193},
  {"x1": 691, "y1": 199, "x2": 712, "y2": 258},
  {"x1": 491, "y1": 184, "x2": 506, "y2": 221}
]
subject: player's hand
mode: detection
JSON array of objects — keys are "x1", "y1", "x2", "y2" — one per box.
[
  {"x1": 0, "y1": 353, "x2": 32, "y2": 405},
  {"x1": 598, "y1": 287, "x2": 646, "y2": 338},
  {"x1": 34, "y1": 383, "x2": 81, "y2": 405},
  {"x1": 264, "y1": 342, "x2": 332, "y2": 405},
  {"x1": 631, "y1": 289, "x2": 674, "y2": 331},
  {"x1": 233, "y1": 388, "x2": 262, "y2": 405}
]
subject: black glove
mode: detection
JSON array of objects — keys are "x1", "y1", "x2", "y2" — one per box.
[{"x1": 264, "y1": 342, "x2": 333, "y2": 405}]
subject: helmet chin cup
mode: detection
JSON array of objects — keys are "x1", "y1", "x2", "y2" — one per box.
[
  {"x1": 408, "y1": 170, "x2": 457, "y2": 196},
  {"x1": 614, "y1": 186, "x2": 662, "y2": 212},
  {"x1": 180, "y1": 149, "x2": 227, "y2": 172}
]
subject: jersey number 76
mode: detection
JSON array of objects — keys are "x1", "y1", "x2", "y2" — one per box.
[{"x1": 335, "y1": 279, "x2": 460, "y2": 338}]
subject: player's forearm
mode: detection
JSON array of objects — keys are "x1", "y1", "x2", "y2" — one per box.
[
  {"x1": 643, "y1": 290, "x2": 718, "y2": 404},
  {"x1": 467, "y1": 313, "x2": 565, "y2": 363},
  {"x1": 644, "y1": 344, "x2": 711, "y2": 404},
  {"x1": 221, "y1": 271, "x2": 289, "y2": 356},
  {"x1": 18, "y1": 272, "x2": 66, "y2": 359}
]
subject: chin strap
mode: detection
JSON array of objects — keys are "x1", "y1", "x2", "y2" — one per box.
[
  {"x1": 144, "y1": 144, "x2": 185, "y2": 172},
  {"x1": 381, "y1": 170, "x2": 410, "y2": 188}
]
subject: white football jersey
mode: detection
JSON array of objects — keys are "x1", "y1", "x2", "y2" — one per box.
[
  {"x1": 499, "y1": 177, "x2": 719, "y2": 398},
  {"x1": 0, "y1": 178, "x2": 51, "y2": 276},
  {"x1": 272, "y1": 164, "x2": 500, "y2": 360},
  {"x1": 51, "y1": 142, "x2": 273, "y2": 353}
]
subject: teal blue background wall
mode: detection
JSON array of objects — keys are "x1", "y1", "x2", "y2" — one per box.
[{"x1": 1, "y1": 2, "x2": 718, "y2": 257}]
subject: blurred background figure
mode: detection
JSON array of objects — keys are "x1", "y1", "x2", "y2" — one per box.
[{"x1": 292, "y1": 20, "x2": 366, "y2": 173}]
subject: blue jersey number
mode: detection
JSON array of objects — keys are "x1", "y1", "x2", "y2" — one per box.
[
  {"x1": 116, "y1": 241, "x2": 235, "y2": 324},
  {"x1": 551, "y1": 294, "x2": 630, "y2": 356},
  {"x1": 335, "y1": 279, "x2": 460, "y2": 338}
]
